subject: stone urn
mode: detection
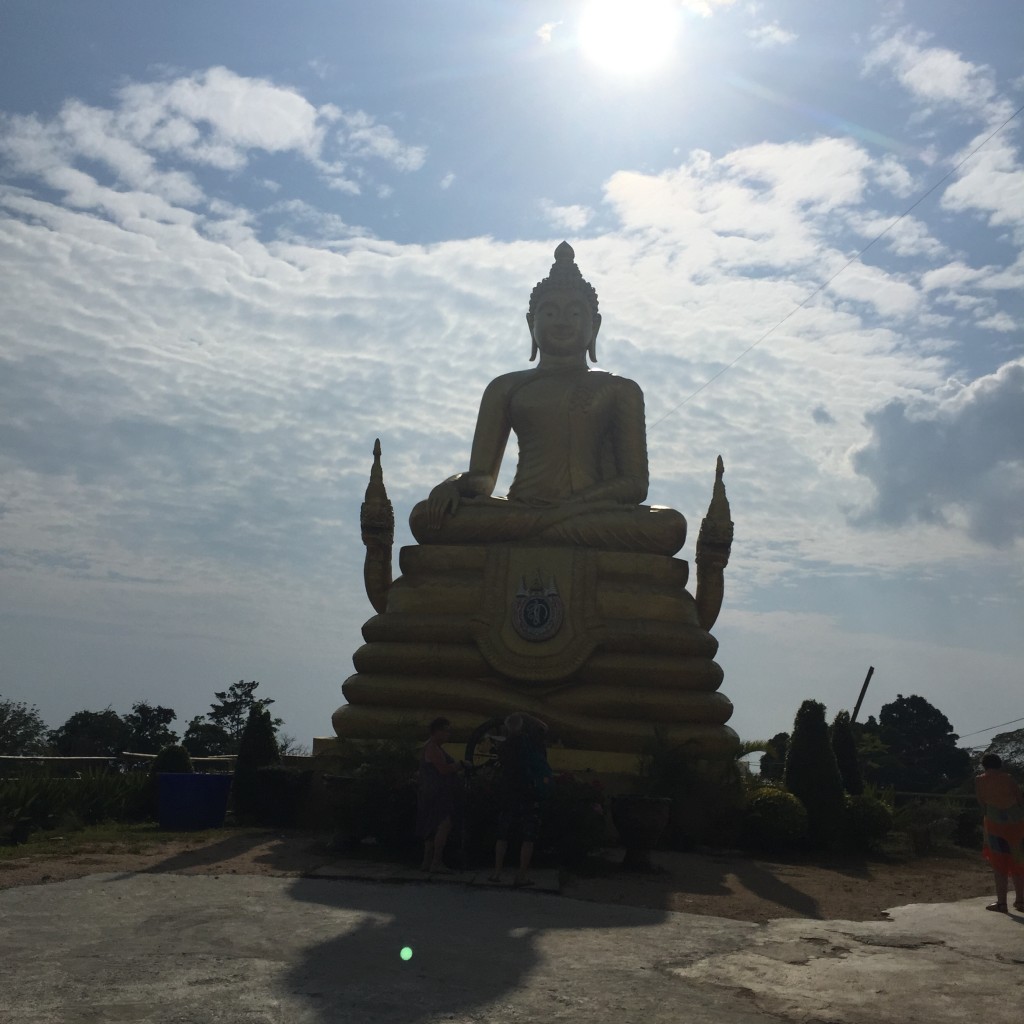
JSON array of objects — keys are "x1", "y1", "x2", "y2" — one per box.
[{"x1": 611, "y1": 795, "x2": 672, "y2": 871}]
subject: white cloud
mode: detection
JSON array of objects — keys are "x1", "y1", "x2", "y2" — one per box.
[
  {"x1": 920, "y1": 261, "x2": 988, "y2": 293},
  {"x1": 846, "y1": 213, "x2": 946, "y2": 259},
  {"x1": 0, "y1": 66, "x2": 426, "y2": 227},
  {"x1": 863, "y1": 29, "x2": 1009, "y2": 121},
  {"x1": 975, "y1": 311, "x2": 1016, "y2": 332},
  {"x1": 827, "y1": 263, "x2": 920, "y2": 318},
  {"x1": 721, "y1": 137, "x2": 872, "y2": 212},
  {"x1": 536, "y1": 21, "x2": 558, "y2": 44},
  {"x1": 326, "y1": 177, "x2": 361, "y2": 195},
  {"x1": 539, "y1": 199, "x2": 593, "y2": 232},
  {"x1": 747, "y1": 23, "x2": 796, "y2": 49},
  {"x1": 940, "y1": 136, "x2": 1024, "y2": 237},
  {"x1": 602, "y1": 138, "x2": 874, "y2": 281},
  {"x1": 850, "y1": 360, "x2": 1024, "y2": 547},
  {"x1": 872, "y1": 155, "x2": 916, "y2": 197},
  {"x1": 337, "y1": 111, "x2": 425, "y2": 172},
  {"x1": 118, "y1": 67, "x2": 329, "y2": 161},
  {"x1": 439, "y1": 172, "x2": 455, "y2": 190}
]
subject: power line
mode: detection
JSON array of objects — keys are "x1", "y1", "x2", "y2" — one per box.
[
  {"x1": 649, "y1": 100, "x2": 1024, "y2": 431},
  {"x1": 959, "y1": 715, "x2": 1024, "y2": 740}
]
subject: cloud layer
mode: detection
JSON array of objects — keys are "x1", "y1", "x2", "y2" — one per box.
[
  {"x1": 0, "y1": 30, "x2": 1020, "y2": 744},
  {"x1": 851, "y1": 360, "x2": 1024, "y2": 547}
]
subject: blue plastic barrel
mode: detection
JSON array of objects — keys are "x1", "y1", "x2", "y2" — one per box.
[{"x1": 158, "y1": 772, "x2": 233, "y2": 830}]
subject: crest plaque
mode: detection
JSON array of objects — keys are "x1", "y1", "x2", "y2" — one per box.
[{"x1": 511, "y1": 574, "x2": 564, "y2": 642}]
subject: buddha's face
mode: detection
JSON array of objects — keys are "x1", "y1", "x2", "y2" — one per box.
[{"x1": 530, "y1": 288, "x2": 600, "y2": 357}]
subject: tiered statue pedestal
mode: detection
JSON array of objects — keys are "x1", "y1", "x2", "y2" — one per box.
[{"x1": 333, "y1": 543, "x2": 737, "y2": 757}]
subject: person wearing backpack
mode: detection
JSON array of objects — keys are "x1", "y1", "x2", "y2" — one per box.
[{"x1": 489, "y1": 712, "x2": 550, "y2": 887}]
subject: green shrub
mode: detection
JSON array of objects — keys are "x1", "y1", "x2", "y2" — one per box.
[
  {"x1": 892, "y1": 798, "x2": 956, "y2": 855},
  {"x1": 953, "y1": 802, "x2": 983, "y2": 848},
  {"x1": 540, "y1": 774, "x2": 608, "y2": 865},
  {"x1": 696, "y1": 757, "x2": 746, "y2": 847},
  {"x1": 250, "y1": 765, "x2": 313, "y2": 827},
  {"x1": 329, "y1": 739, "x2": 420, "y2": 852},
  {"x1": 332, "y1": 772, "x2": 418, "y2": 853},
  {"x1": 741, "y1": 787, "x2": 809, "y2": 852},
  {"x1": 843, "y1": 793, "x2": 892, "y2": 851},
  {"x1": 0, "y1": 769, "x2": 150, "y2": 842},
  {"x1": 784, "y1": 700, "x2": 845, "y2": 848},
  {"x1": 151, "y1": 745, "x2": 194, "y2": 774},
  {"x1": 636, "y1": 734, "x2": 745, "y2": 848},
  {"x1": 638, "y1": 731, "x2": 697, "y2": 797}
]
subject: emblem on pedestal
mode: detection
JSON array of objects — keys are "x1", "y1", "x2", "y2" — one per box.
[{"x1": 511, "y1": 573, "x2": 564, "y2": 642}]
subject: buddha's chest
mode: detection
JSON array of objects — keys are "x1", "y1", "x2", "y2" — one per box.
[{"x1": 508, "y1": 374, "x2": 615, "y2": 439}]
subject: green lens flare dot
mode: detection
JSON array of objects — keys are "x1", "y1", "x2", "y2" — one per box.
[{"x1": 400, "y1": 947, "x2": 413, "y2": 961}]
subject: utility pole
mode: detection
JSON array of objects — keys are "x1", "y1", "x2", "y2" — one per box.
[{"x1": 851, "y1": 665, "x2": 874, "y2": 723}]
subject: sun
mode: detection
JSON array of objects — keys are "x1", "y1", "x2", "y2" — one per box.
[{"x1": 578, "y1": 0, "x2": 679, "y2": 75}]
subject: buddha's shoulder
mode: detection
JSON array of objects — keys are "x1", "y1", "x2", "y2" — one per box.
[
  {"x1": 583, "y1": 370, "x2": 643, "y2": 397},
  {"x1": 481, "y1": 369, "x2": 534, "y2": 400},
  {"x1": 485, "y1": 368, "x2": 641, "y2": 386}
]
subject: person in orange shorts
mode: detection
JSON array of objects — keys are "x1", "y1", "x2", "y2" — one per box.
[{"x1": 975, "y1": 753, "x2": 1024, "y2": 913}]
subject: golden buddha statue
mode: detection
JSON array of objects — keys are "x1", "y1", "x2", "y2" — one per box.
[
  {"x1": 409, "y1": 242, "x2": 685, "y2": 556},
  {"x1": 333, "y1": 243, "x2": 737, "y2": 761}
]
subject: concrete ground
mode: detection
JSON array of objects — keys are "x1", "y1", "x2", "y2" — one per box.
[{"x1": 1, "y1": 871, "x2": 1021, "y2": 1024}]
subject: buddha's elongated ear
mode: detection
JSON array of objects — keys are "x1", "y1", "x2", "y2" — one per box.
[
  {"x1": 588, "y1": 313, "x2": 602, "y2": 364},
  {"x1": 526, "y1": 313, "x2": 538, "y2": 361}
]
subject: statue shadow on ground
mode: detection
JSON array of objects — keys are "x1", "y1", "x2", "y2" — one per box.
[
  {"x1": 138, "y1": 829, "x2": 326, "y2": 876},
  {"x1": 725, "y1": 858, "x2": 822, "y2": 919},
  {"x1": 572, "y1": 850, "x2": 822, "y2": 919},
  {"x1": 282, "y1": 876, "x2": 670, "y2": 1024}
]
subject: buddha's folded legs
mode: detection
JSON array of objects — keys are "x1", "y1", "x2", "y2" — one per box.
[{"x1": 409, "y1": 500, "x2": 686, "y2": 556}]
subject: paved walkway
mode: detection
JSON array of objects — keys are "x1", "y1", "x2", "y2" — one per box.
[{"x1": 1, "y1": 871, "x2": 1021, "y2": 1023}]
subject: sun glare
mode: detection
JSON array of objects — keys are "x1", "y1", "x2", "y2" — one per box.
[{"x1": 579, "y1": 0, "x2": 679, "y2": 75}]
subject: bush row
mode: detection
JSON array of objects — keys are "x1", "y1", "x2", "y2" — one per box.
[
  {"x1": 741, "y1": 787, "x2": 894, "y2": 853},
  {"x1": 0, "y1": 770, "x2": 152, "y2": 842}
]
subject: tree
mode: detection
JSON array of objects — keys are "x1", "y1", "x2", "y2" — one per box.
[
  {"x1": 181, "y1": 717, "x2": 232, "y2": 757},
  {"x1": 784, "y1": 700, "x2": 845, "y2": 848},
  {"x1": 985, "y1": 727, "x2": 1024, "y2": 777},
  {"x1": 0, "y1": 697, "x2": 50, "y2": 755},
  {"x1": 868, "y1": 694, "x2": 972, "y2": 793},
  {"x1": 275, "y1": 732, "x2": 309, "y2": 756},
  {"x1": 233, "y1": 706, "x2": 281, "y2": 820},
  {"x1": 204, "y1": 681, "x2": 282, "y2": 753},
  {"x1": 48, "y1": 708, "x2": 130, "y2": 757},
  {"x1": 830, "y1": 710, "x2": 863, "y2": 796},
  {"x1": 759, "y1": 731, "x2": 789, "y2": 781},
  {"x1": 123, "y1": 702, "x2": 178, "y2": 754}
]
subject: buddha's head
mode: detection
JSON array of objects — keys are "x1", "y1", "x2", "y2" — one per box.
[{"x1": 527, "y1": 241, "x2": 601, "y2": 362}]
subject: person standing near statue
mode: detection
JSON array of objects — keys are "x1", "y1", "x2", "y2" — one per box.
[
  {"x1": 490, "y1": 712, "x2": 551, "y2": 887},
  {"x1": 976, "y1": 753, "x2": 1024, "y2": 912},
  {"x1": 417, "y1": 717, "x2": 464, "y2": 873}
]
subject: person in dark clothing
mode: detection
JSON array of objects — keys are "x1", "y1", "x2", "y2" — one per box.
[
  {"x1": 417, "y1": 717, "x2": 463, "y2": 873},
  {"x1": 490, "y1": 712, "x2": 550, "y2": 886}
]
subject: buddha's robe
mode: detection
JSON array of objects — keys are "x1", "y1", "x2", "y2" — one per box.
[{"x1": 410, "y1": 368, "x2": 686, "y2": 556}]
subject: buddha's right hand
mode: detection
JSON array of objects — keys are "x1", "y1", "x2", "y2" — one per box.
[{"x1": 425, "y1": 480, "x2": 462, "y2": 529}]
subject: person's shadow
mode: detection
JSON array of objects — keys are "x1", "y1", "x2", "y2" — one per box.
[{"x1": 283, "y1": 876, "x2": 669, "y2": 1024}]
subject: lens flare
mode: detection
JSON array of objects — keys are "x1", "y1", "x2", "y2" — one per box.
[{"x1": 400, "y1": 946, "x2": 413, "y2": 961}]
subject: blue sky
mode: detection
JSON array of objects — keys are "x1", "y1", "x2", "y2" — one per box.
[{"x1": 1, "y1": 0, "x2": 1021, "y2": 752}]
